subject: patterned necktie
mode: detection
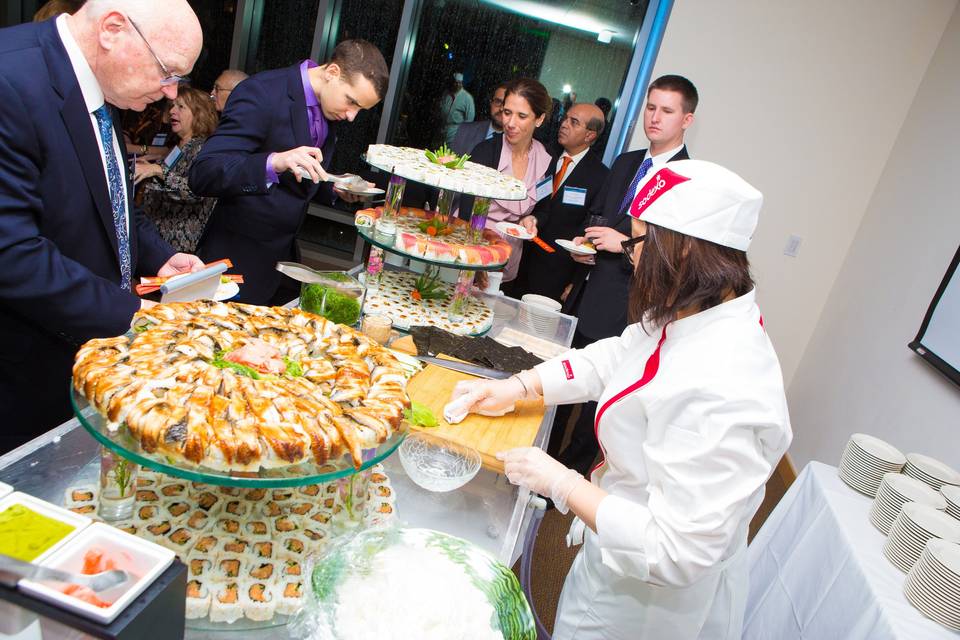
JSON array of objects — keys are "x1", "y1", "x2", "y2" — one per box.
[
  {"x1": 92, "y1": 105, "x2": 132, "y2": 290},
  {"x1": 617, "y1": 157, "x2": 654, "y2": 216},
  {"x1": 553, "y1": 155, "x2": 573, "y2": 196}
]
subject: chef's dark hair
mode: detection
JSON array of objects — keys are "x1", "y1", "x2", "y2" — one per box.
[
  {"x1": 647, "y1": 75, "x2": 699, "y2": 114},
  {"x1": 327, "y1": 39, "x2": 390, "y2": 100},
  {"x1": 629, "y1": 223, "x2": 752, "y2": 330}
]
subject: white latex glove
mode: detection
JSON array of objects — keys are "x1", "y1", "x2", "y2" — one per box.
[
  {"x1": 443, "y1": 377, "x2": 526, "y2": 424},
  {"x1": 496, "y1": 447, "x2": 583, "y2": 514}
]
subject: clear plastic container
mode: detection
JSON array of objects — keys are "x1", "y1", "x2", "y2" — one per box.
[{"x1": 297, "y1": 272, "x2": 366, "y2": 327}]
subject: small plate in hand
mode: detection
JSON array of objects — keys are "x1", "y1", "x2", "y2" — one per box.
[
  {"x1": 214, "y1": 280, "x2": 240, "y2": 301},
  {"x1": 333, "y1": 175, "x2": 385, "y2": 197},
  {"x1": 494, "y1": 221, "x2": 534, "y2": 240},
  {"x1": 555, "y1": 239, "x2": 596, "y2": 255}
]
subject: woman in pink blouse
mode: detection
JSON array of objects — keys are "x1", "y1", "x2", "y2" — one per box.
[{"x1": 459, "y1": 78, "x2": 552, "y2": 282}]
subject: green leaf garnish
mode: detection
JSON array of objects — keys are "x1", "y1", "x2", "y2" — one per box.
[
  {"x1": 404, "y1": 401, "x2": 438, "y2": 428},
  {"x1": 284, "y1": 357, "x2": 303, "y2": 377}
]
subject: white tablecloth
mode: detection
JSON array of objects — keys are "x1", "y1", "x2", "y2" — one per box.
[{"x1": 744, "y1": 461, "x2": 960, "y2": 639}]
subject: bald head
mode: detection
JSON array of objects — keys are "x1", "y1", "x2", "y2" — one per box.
[
  {"x1": 212, "y1": 69, "x2": 249, "y2": 112},
  {"x1": 558, "y1": 102, "x2": 606, "y2": 154},
  {"x1": 67, "y1": 0, "x2": 202, "y2": 111}
]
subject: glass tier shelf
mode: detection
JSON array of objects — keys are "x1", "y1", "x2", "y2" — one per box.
[
  {"x1": 71, "y1": 386, "x2": 406, "y2": 488},
  {"x1": 356, "y1": 224, "x2": 507, "y2": 271},
  {"x1": 364, "y1": 153, "x2": 525, "y2": 201}
]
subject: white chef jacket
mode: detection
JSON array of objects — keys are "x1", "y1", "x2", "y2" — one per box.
[{"x1": 535, "y1": 288, "x2": 792, "y2": 639}]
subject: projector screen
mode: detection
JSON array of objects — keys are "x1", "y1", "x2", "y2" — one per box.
[{"x1": 910, "y1": 245, "x2": 960, "y2": 386}]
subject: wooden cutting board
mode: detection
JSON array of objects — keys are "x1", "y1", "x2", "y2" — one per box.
[{"x1": 403, "y1": 360, "x2": 545, "y2": 474}]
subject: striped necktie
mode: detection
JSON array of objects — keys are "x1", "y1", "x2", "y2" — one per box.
[
  {"x1": 93, "y1": 105, "x2": 132, "y2": 290},
  {"x1": 617, "y1": 157, "x2": 654, "y2": 216}
]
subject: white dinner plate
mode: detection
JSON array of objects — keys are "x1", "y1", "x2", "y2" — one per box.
[
  {"x1": 850, "y1": 433, "x2": 907, "y2": 465},
  {"x1": 494, "y1": 221, "x2": 534, "y2": 241},
  {"x1": 906, "y1": 453, "x2": 960, "y2": 485},
  {"x1": 214, "y1": 280, "x2": 240, "y2": 301},
  {"x1": 555, "y1": 239, "x2": 596, "y2": 255}
]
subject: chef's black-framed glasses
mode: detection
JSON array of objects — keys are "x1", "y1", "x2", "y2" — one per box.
[
  {"x1": 128, "y1": 16, "x2": 189, "y2": 86},
  {"x1": 621, "y1": 234, "x2": 646, "y2": 268}
]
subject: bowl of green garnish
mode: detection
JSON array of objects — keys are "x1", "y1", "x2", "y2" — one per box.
[{"x1": 297, "y1": 271, "x2": 366, "y2": 326}]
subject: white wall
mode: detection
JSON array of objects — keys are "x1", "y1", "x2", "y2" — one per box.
[
  {"x1": 539, "y1": 31, "x2": 632, "y2": 104},
  {"x1": 630, "y1": 0, "x2": 957, "y2": 387},
  {"x1": 788, "y1": 3, "x2": 960, "y2": 469}
]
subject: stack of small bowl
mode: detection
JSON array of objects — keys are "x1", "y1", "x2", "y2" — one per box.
[
  {"x1": 869, "y1": 473, "x2": 947, "y2": 535},
  {"x1": 838, "y1": 433, "x2": 906, "y2": 497},
  {"x1": 882, "y1": 502, "x2": 960, "y2": 572}
]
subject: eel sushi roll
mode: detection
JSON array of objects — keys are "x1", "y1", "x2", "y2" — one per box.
[
  {"x1": 165, "y1": 526, "x2": 195, "y2": 552},
  {"x1": 114, "y1": 522, "x2": 139, "y2": 536},
  {"x1": 241, "y1": 582, "x2": 276, "y2": 622},
  {"x1": 212, "y1": 555, "x2": 247, "y2": 582},
  {"x1": 186, "y1": 509, "x2": 212, "y2": 531},
  {"x1": 159, "y1": 482, "x2": 187, "y2": 498},
  {"x1": 301, "y1": 527, "x2": 327, "y2": 544},
  {"x1": 217, "y1": 537, "x2": 250, "y2": 556},
  {"x1": 209, "y1": 582, "x2": 243, "y2": 623},
  {"x1": 251, "y1": 540, "x2": 274, "y2": 560},
  {"x1": 289, "y1": 502, "x2": 314, "y2": 516},
  {"x1": 246, "y1": 560, "x2": 275, "y2": 581},
  {"x1": 271, "y1": 489, "x2": 294, "y2": 502},
  {"x1": 134, "y1": 505, "x2": 160, "y2": 523},
  {"x1": 281, "y1": 559, "x2": 302, "y2": 579},
  {"x1": 186, "y1": 555, "x2": 212, "y2": 580},
  {"x1": 243, "y1": 488, "x2": 268, "y2": 501},
  {"x1": 186, "y1": 579, "x2": 211, "y2": 619},
  {"x1": 276, "y1": 581, "x2": 303, "y2": 616},
  {"x1": 308, "y1": 510, "x2": 332, "y2": 527},
  {"x1": 259, "y1": 500, "x2": 285, "y2": 518},
  {"x1": 297, "y1": 484, "x2": 320, "y2": 497},
  {"x1": 136, "y1": 489, "x2": 160, "y2": 503},
  {"x1": 223, "y1": 500, "x2": 251, "y2": 518},
  {"x1": 243, "y1": 520, "x2": 270, "y2": 540},
  {"x1": 272, "y1": 516, "x2": 300, "y2": 534},
  {"x1": 64, "y1": 485, "x2": 97, "y2": 507},
  {"x1": 192, "y1": 534, "x2": 219, "y2": 554},
  {"x1": 195, "y1": 491, "x2": 223, "y2": 514},
  {"x1": 370, "y1": 484, "x2": 396, "y2": 503},
  {"x1": 217, "y1": 486, "x2": 242, "y2": 498},
  {"x1": 68, "y1": 504, "x2": 97, "y2": 516},
  {"x1": 164, "y1": 500, "x2": 191, "y2": 519},
  {"x1": 189, "y1": 481, "x2": 211, "y2": 494},
  {"x1": 214, "y1": 517, "x2": 243, "y2": 536},
  {"x1": 144, "y1": 520, "x2": 176, "y2": 539},
  {"x1": 276, "y1": 535, "x2": 308, "y2": 561}
]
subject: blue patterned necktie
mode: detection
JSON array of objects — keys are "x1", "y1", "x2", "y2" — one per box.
[
  {"x1": 617, "y1": 157, "x2": 654, "y2": 216},
  {"x1": 93, "y1": 105, "x2": 132, "y2": 290}
]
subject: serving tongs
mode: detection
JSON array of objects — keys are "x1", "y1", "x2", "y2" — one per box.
[
  {"x1": 275, "y1": 262, "x2": 364, "y2": 294},
  {"x1": 0, "y1": 553, "x2": 130, "y2": 593}
]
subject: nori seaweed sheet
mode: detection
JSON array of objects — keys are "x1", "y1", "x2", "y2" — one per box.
[{"x1": 409, "y1": 326, "x2": 543, "y2": 374}]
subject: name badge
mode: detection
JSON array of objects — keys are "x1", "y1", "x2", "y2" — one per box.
[
  {"x1": 163, "y1": 145, "x2": 183, "y2": 169},
  {"x1": 151, "y1": 133, "x2": 168, "y2": 146},
  {"x1": 535, "y1": 176, "x2": 552, "y2": 202},
  {"x1": 562, "y1": 186, "x2": 587, "y2": 206}
]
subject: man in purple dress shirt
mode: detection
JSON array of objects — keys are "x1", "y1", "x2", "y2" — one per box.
[{"x1": 190, "y1": 39, "x2": 389, "y2": 305}]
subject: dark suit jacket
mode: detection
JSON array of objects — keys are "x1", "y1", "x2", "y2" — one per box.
[
  {"x1": 450, "y1": 119, "x2": 493, "y2": 157},
  {"x1": 509, "y1": 149, "x2": 609, "y2": 301},
  {"x1": 190, "y1": 63, "x2": 336, "y2": 305},
  {"x1": 564, "y1": 146, "x2": 689, "y2": 341},
  {"x1": 0, "y1": 19, "x2": 175, "y2": 446}
]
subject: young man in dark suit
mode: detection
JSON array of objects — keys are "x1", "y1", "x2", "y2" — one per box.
[
  {"x1": 189, "y1": 40, "x2": 389, "y2": 305},
  {"x1": 550, "y1": 75, "x2": 699, "y2": 476},
  {"x1": 508, "y1": 102, "x2": 609, "y2": 301},
  {"x1": 0, "y1": 0, "x2": 205, "y2": 451}
]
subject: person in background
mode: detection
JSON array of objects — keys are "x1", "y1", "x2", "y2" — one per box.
[
  {"x1": 440, "y1": 71, "x2": 475, "y2": 145},
  {"x1": 210, "y1": 68, "x2": 248, "y2": 113},
  {"x1": 189, "y1": 39, "x2": 389, "y2": 305},
  {"x1": 448, "y1": 159, "x2": 791, "y2": 639},
  {"x1": 508, "y1": 102, "x2": 608, "y2": 301},
  {"x1": 135, "y1": 87, "x2": 219, "y2": 252},
  {"x1": 555, "y1": 74, "x2": 697, "y2": 476},
  {"x1": 458, "y1": 78, "x2": 552, "y2": 283},
  {"x1": 0, "y1": 0, "x2": 204, "y2": 451},
  {"x1": 450, "y1": 81, "x2": 506, "y2": 156},
  {"x1": 593, "y1": 96, "x2": 613, "y2": 156},
  {"x1": 32, "y1": 0, "x2": 84, "y2": 21}
]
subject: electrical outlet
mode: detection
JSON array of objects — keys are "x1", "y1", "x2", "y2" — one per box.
[{"x1": 784, "y1": 235, "x2": 802, "y2": 257}]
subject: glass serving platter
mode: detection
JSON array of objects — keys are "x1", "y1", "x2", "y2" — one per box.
[
  {"x1": 356, "y1": 224, "x2": 508, "y2": 271},
  {"x1": 71, "y1": 386, "x2": 406, "y2": 488}
]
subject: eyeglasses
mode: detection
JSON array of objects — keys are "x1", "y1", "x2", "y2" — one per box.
[
  {"x1": 491, "y1": 97, "x2": 505, "y2": 106},
  {"x1": 128, "y1": 16, "x2": 189, "y2": 87},
  {"x1": 621, "y1": 234, "x2": 646, "y2": 268}
]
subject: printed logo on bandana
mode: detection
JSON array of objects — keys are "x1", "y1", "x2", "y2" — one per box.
[
  {"x1": 629, "y1": 167, "x2": 690, "y2": 219},
  {"x1": 562, "y1": 360, "x2": 574, "y2": 380}
]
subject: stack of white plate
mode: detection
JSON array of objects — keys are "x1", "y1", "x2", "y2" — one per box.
[
  {"x1": 942, "y1": 485, "x2": 960, "y2": 521},
  {"x1": 838, "y1": 433, "x2": 906, "y2": 496},
  {"x1": 883, "y1": 502, "x2": 960, "y2": 572},
  {"x1": 519, "y1": 294, "x2": 562, "y2": 337},
  {"x1": 904, "y1": 539, "x2": 960, "y2": 630},
  {"x1": 870, "y1": 473, "x2": 947, "y2": 535},
  {"x1": 903, "y1": 453, "x2": 960, "y2": 492}
]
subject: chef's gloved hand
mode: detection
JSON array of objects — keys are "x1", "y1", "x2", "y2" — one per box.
[
  {"x1": 496, "y1": 447, "x2": 584, "y2": 514},
  {"x1": 443, "y1": 377, "x2": 525, "y2": 424}
]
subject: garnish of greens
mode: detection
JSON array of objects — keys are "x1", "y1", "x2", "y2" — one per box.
[
  {"x1": 113, "y1": 455, "x2": 133, "y2": 498},
  {"x1": 283, "y1": 357, "x2": 304, "y2": 377},
  {"x1": 410, "y1": 269, "x2": 448, "y2": 302},
  {"x1": 404, "y1": 401, "x2": 438, "y2": 428},
  {"x1": 424, "y1": 143, "x2": 470, "y2": 169},
  {"x1": 300, "y1": 282, "x2": 362, "y2": 325},
  {"x1": 417, "y1": 216, "x2": 454, "y2": 237},
  {"x1": 210, "y1": 351, "x2": 262, "y2": 379}
]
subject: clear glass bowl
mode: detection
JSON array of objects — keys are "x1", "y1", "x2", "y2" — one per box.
[
  {"x1": 297, "y1": 271, "x2": 366, "y2": 326},
  {"x1": 398, "y1": 433, "x2": 481, "y2": 492}
]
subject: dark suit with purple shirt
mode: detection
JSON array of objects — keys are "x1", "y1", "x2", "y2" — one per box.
[{"x1": 190, "y1": 63, "x2": 336, "y2": 305}]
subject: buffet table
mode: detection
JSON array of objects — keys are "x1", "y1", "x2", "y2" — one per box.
[
  {"x1": 0, "y1": 292, "x2": 576, "y2": 639},
  {"x1": 744, "y1": 461, "x2": 958, "y2": 639}
]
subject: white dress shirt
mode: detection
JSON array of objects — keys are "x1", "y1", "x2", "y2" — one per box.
[
  {"x1": 56, "y1": 14, "x2": 129, "y2": 232},
  {"x1": 553, "y1": 146, "x2": 589, "y2": 191},
  {"x1": 632, "y1": 142, "x2": 685, "y2": 200}
]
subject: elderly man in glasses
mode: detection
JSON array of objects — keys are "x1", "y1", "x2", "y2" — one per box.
[
  {"x1": 210, "y1": 69, "x2": 248, "y2": 113},
  {"x1": 0, "y1": 0, "x2": 205, "y2": 452}
]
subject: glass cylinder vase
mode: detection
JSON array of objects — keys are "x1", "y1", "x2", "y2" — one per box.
[
  {"x1": 97, "y1": 447, "x2": 139, "y2": 521},
  {"x1": 374, "y1": 174, "x2": 406, "y2": 245},
  {"x1": 447, "y1": 269, "x2": 475, "y2": 322},
  {"x1": 468, "y1": 196, "x2": 490, "y2": 244},
  {"x1": 437, "y1": 188, "x2": 455, "y2": 225}
]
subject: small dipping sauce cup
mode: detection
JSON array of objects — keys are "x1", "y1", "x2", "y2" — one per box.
[{"x1": 362, "y1": 314, "x2": 393, "y2": 345}]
